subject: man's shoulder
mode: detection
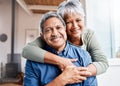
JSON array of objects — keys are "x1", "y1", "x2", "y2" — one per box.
[
  {"x1": 67, "y1": 42, "x2": 92, "y2": 64},
  {"x1": 26, "y1": 60, "x2": 40, "y2": 66}
]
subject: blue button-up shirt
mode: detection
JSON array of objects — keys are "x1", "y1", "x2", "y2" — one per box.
[{"x1": 24, "y1": 41, "x2": 97, "y2": 86}]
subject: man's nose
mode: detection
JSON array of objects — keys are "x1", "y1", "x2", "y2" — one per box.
[{"x1": 51, "y1": 29, "x2": 58, "y2": 36}]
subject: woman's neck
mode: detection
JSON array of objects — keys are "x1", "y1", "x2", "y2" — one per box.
[{"x1": 68, "y1": 36, "x2": 83, "y2": 46}]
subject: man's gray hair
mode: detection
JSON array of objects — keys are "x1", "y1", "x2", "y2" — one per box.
[
  {"x1": 40, "y1": 11, "x2": 66, "y2": 33},
  {"x1": 57, "y1": 0, "x2": 85, "y2": 19}
]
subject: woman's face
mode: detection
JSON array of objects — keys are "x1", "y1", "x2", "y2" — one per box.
[{"x1": 65, "y1": 13, "x2": 84, "y2": 39}]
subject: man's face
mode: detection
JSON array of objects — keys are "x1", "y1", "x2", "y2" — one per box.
[{"x1": 43, "y1": 17, "x2": 67, "y2": 52}]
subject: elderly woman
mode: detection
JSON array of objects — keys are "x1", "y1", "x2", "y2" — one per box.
[{"x1": 22, "y1": 0, "x2": 108, "y2": 80}]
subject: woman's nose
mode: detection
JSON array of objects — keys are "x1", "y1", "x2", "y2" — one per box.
[{"x1": 72, "y1": 22, "x2": 78, "y2": 28}]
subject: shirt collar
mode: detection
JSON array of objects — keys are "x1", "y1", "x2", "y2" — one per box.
[{"x1": 44, "y1": 41, "x2": 70, "y2": 56}]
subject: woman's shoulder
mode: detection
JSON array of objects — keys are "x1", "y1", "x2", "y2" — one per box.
[
  {"x1": 82, "y1": 28, "x2": 96, "y2": 47},
  {"x1": 82, "y1": 28, "x2": 95, "y2": 40},
  {"x1": 82, "y1": 28, "x2": 94, "y2": 36}
]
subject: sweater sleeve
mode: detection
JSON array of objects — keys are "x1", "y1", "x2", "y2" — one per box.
[
  {"x1": 22, "y1": 37, "x2": 47, "y2": 63},
  {"x1": 83, "y1": 29, "x2": 109, "y2": 75}
]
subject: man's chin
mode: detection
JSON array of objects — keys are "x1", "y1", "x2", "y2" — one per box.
[
  {"x1": 51, "y1": 43, "x2": 64, "y2": 48},
  {"x1": 51, "y1": 43, "x2": 62, "y2": 47}
]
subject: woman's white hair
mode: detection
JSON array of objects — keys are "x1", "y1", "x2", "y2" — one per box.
[{"x1": 57, "y1": 0, "x2": 85, "y2": 19}]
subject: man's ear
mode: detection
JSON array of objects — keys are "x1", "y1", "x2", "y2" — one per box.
[{"x1": 40, "y1": 33, "x2": 44, "y2": 40}]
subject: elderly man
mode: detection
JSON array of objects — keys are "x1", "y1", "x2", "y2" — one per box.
[{"x1": 24, "y1": 12, "x2": 97, "y2": 86}]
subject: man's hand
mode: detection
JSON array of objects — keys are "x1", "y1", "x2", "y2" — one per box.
[{"x1": 57, "y1": 66, "x2": 92, "y2": 85}]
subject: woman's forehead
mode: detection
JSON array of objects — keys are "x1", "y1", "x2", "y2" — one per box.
[{"x1": 64, "y1": 13, "x2": 83, "y2": 19}]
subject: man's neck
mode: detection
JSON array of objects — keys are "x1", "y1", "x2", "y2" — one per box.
[{"x1": 54, "y1": 43, "x2": 66, "y2": 53}]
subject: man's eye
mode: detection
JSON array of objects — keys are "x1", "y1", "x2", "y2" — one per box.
[
  {"x1": 45, "y1": 28, "x2": 51, "y2": 33},
  {"x1": 57, "y1": 27, "x2": 63, "y2": 30}
]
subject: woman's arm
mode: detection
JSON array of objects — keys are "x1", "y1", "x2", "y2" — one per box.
[
  {"x1": 44, "y1": 52, "x2": 78, "y2": 69},
  {"x1": 22, "y1": 37, "x2": 46, "y2": 63},
  {"x1": 22, "y1": 37, "x2": 77, "y2": 69},
  {"x1": 84, "y1": 29, "x2": 109, "y2": 75}
]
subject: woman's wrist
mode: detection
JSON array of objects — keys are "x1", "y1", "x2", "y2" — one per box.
[
  {"x1": 87, "y1": 64, "x2": 97, "y2": 76},
  {"x1": 44, "y1": 51, "x2": 63, "y2": 65},
  {"x1": 44, "y1": 51, "x2": 77, "y2": 70}
]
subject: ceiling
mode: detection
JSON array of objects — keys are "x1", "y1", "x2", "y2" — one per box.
[{"x1": 16, "y1": 0, "x2": 64, "y2": 15}]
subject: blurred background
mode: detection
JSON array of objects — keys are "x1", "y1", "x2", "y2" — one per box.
[{"x1": 0, "y1": 0, "x2": 120, "y2": 86}]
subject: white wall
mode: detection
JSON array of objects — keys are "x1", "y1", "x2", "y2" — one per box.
[
  {"x1": 0, "y1": 0, "x2": 42, "y2": 75},
  {"x1": 16, "y1": 2, "x2": 42, "y2": 72},
  {"x1": 97, "y1": 58, "x2": 120, "y2": 86},
  {"x1": 0, "y1": 0, "x2": 12, "y2": 77}
]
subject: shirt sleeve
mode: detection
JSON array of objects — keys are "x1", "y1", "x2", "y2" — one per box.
[
  {"x1": 84, "y1": 29, "x2": 109, "y2": 75},
  {"x1": 22, "y1": 37, "x2": 47, "y2": 63},
  {"x1": 23, "y1": 60, "x2": 40, "y2": 86},
  {"x1": 81, "y1": 50, "x2": 98, "y2": 86},
  {"x1": 81, "y1": 49, "x2": 92, "y2": 67}
]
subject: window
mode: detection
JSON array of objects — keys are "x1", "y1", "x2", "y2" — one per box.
[{"x1": 84, "y1": 0, "x2": 120, "y2": 58}]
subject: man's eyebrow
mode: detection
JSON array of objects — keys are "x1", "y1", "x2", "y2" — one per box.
[{"x1": 44, "y1": 26, "x2": 51, "y2": 29}]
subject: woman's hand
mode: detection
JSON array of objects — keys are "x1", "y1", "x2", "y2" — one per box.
[
  {"x1": 58, "y1": 57, "x2": 77, "y2": 71},
  {"x1": 86, "y1": 64, "x2": 97, "y2": 76},
  {"x1": 57, "y1": 57, "x2": 92, "y2": 76},
  {"x1": 44, "y1": 52, "x2": 77, "y2": 69}
]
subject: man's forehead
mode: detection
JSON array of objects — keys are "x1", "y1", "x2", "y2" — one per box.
[{"x1": 44, "y1": 17, "x2": 64, "y2": 28}]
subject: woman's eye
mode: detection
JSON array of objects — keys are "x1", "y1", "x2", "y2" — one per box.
[
  {"x1": 66, "y1": 21, "x2": 69, "y2": 24},
  {"x1": 76, "y1": 19, "x2": 82, "y2": 22}
]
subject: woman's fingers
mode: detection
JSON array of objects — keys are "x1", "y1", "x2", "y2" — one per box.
[
  {"x1": 70, "y1": 58, "x2": 78, "y2": 62},
  {"x1": 58, "y1": 57, "x2": 92, "y2": 77},
  {"x1": 58, "y1": 58, "x2": 76, "y2": 70},
  {"x1": 75, "y1": 67, "x2": 92, "y2": 76}
]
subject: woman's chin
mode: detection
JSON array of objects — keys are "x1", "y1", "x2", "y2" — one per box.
[{"x1": 72, "y1": 34, "x2": 81, "y2": 38}]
